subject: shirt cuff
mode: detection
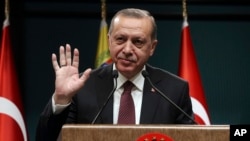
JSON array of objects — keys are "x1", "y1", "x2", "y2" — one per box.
[{"x1": 52, "y1": 94, "x2": 71, "y2": 115}]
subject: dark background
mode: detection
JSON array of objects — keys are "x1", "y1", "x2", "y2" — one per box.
[{"x1": 1, "y1": 0, "x2": 250, "y2": 140}]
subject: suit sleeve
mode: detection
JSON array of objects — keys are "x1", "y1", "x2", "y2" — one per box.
[
  {"x1": 35, "y1": 98, "x2": 71, "y2": 141},
  {"x1": 175, "y1": 82, "x2": 194, "y2": 124}
]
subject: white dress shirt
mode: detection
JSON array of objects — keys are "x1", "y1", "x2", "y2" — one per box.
[{"x1": 113, "y1": 65, "x2": 145, "y2": 124}]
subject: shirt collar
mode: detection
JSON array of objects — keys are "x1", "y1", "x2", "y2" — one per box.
[{"x1": 113, "y1": 64, "x2": 145, "y2": 91}]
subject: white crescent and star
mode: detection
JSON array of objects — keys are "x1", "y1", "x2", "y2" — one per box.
[{"x1": 0, "y1": 97, "x2": 27, "y2": 141}]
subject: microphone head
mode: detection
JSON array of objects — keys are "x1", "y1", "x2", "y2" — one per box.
[
  {"x1": 112, "y1": 70, "x2": 118, "y2": 78},
  {"x1": 141, "y1": 70, "x2": 149, "y2": 77}
]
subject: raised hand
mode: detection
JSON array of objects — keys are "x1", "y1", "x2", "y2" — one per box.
[{"x1": 51, "y1": 44, "x2": 92, "y2": 104}]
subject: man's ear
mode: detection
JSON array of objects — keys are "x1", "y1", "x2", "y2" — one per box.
[
  {"x1": 108, "y1": 34, "x2": 111, "y2": 50},
  {"x1": 150, "y1": 39, "x2": 158, "y2": 56}
]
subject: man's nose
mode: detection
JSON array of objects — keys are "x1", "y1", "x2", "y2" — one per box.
[{"x1": 122, "y1": 41, "x2": 133, "y2": 54}]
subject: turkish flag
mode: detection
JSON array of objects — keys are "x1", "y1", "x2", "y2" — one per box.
[
  {"x1": 178, "y1": 19, "x2": 211, "y2": 125},
  {"x1": 0, "y1": 18, "x2": 28, "y2": 140}
]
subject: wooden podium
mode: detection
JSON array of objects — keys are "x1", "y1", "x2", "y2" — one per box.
[{"x1": 61, "y1": 124, "x2": 229, "y2": 141}]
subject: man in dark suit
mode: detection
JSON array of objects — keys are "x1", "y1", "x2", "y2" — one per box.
[{"x1": 36, "y1": 8, "x2": 194, "y2": 141}]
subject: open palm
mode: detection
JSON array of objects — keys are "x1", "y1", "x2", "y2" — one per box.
[{"x1": 52, "y1": 44, "x2": 91, "y2": 104}]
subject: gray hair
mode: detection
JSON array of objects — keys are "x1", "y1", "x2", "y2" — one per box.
[{"x1": 108, "y1": 8, "x2": 157, "y2": 40}]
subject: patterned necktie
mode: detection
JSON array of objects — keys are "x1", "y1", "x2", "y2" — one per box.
[{"x1": 118, "y1": 81, "x2": 135, "y2": 124}]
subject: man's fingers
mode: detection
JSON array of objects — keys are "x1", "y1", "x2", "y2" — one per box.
[
  {"x1": 59, "y1": 46, "x2": 66, "y2": 67},
  {"x1": 56, "y1": 44, "x2": 79, "y2": 69},
  {"x1": 72, "y1": 48, "x2": 79, "y2": 68},
  {"x1": 52, "y1": 53, "x2": 60, "y2": 71},
  {"x1": 65, "y1": 44, "x2": 72, "y2": 66},
  {"x1": 80, "y1": 68, "x2": 92, "y2": 82}
]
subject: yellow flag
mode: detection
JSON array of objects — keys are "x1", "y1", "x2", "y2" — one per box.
[{"x1": 95, "y1": 19, "x2": 112, "y2": 68}]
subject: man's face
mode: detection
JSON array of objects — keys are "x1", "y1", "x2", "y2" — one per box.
[{"x1": 108, "y1": 15, "x2": 157, "y2": 79}]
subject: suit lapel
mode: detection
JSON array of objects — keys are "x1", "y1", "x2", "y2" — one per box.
[
  {"x1": 140, "y1": 65, "x2": 162, "y2": 123},
  {"x1": 95, "y1": 65, "x2": 114, "y2": 123}
]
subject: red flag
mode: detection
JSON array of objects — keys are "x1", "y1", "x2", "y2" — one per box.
[
  {"x1": 0, "y1": 18, "x2": 28, "y2": 141},
  {"x1": 178, "y1": 19, "x2": 210, "y2": 125}
]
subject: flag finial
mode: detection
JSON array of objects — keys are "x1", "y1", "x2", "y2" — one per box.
[
  {"x1": 101, "y1": 0, "x2": 106, "y2": 20},
  {"x1": 182, "y1": 0, "x2": 188, "y2": 21},
  {"x1": 5, "y1": 0, "x2": 9, "y2": 19}
]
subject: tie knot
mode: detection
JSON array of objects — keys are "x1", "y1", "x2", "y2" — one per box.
[{"x1": 123, "y1": 81, "x2": 134, "y2": 92}]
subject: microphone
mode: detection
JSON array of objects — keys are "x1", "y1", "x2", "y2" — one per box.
[
  {"x1": 141, "y1": 70, "x2": 197, "y2": 124},
  {"x1": 91, "y1": 70, "x2": 118, "y2": 124}
]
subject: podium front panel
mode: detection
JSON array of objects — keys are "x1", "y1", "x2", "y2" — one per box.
[{"x1": 62, "y1": 124, "x2": 229, "y2": 141}]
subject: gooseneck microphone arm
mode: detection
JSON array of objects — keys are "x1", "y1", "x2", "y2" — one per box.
[
  {"x1": 91, "y1": 70, "x2": 118, "y2": 124},
  {"x1": 141, "y1": 70, "x2": 197, "y2": 124}
]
